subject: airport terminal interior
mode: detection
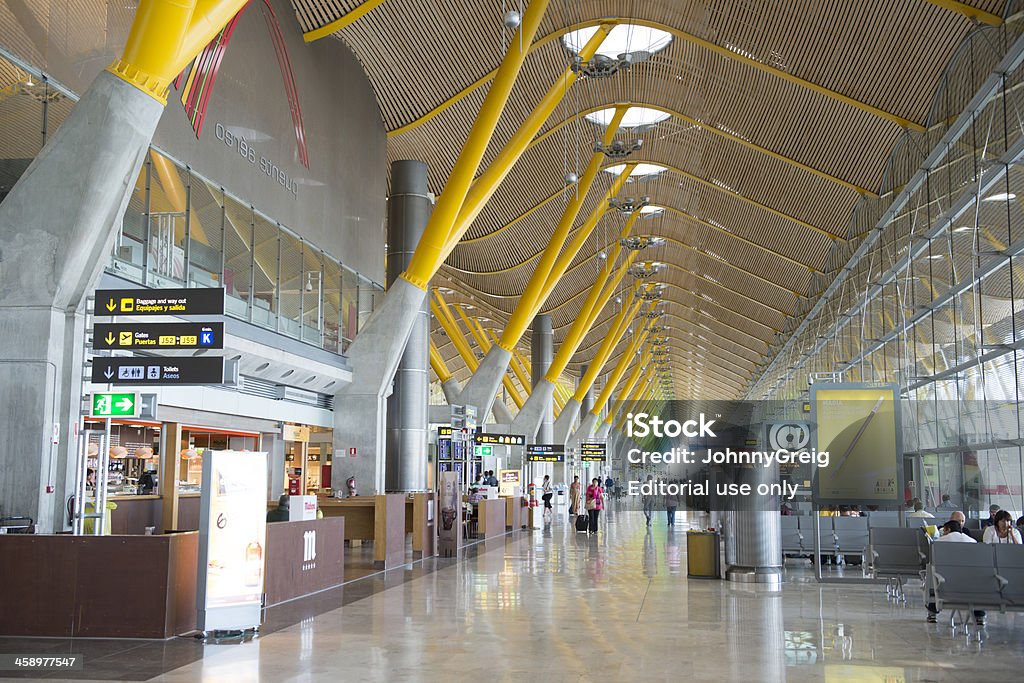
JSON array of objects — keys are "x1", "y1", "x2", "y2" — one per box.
[{"x1": 4, "y1": 0, "x2": 1024, "y2": 681}]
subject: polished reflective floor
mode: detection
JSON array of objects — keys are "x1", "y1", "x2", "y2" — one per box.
[{"x1": 6, "y1": 506, "x2": 1024, "y2": 682}]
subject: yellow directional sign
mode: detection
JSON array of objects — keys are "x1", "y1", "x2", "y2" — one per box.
[{"x1": 119, "y1": 331, "x2": 133, "y2": 345}]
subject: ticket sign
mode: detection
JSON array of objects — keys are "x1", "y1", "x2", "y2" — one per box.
[
  {"x1": 93, "y1": 287, "x2": 225, "y2": 317},
  {"x1": 92, "y1": 357, "x2": 225, "y2": 385},
  {"x1": 93, "y1": 322, "x2": 224, "y2": 350},
  {"x1": 475, "y1": 432, "x2": 525, "y2": 446},
  {"x1": 580, "y1": 442, "x2": 606, "y2": 462},
  {"x1": 527, "y1": 444, "x2": 565, "y2": 462}
]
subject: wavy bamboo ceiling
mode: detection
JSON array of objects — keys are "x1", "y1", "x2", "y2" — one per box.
[{"x1": 291, "y1": 0, "x2": 1009, "y2": 402}]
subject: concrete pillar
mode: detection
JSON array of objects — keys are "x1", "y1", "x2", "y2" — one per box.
[
  {"x1": 530, "y1": 315, "x2": 553, "y2": 443},
  {"x1": 334, "y1": 155, "x2": 431, "y2": 495},
  {"x1": 0, "y1": 72, "x2": 164, "y2": 532},
  {"x1": 385, "y1": 161, "x2": 431, "y2": 492},
  {"x1": 579, "y1": 364, "x2": 594, "y2": 416}
]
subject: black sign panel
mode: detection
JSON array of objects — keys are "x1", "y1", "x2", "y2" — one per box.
[
  {"x1": 93, "y1": 322, "x2": 224, "y2": 350},
  {"x1": 91, "y1": 357, "x2": 225, "y2": 385},
  {"x1": 580, "y1": 442, "x2": 606, "y2": 462},
  {"x1": 527, "y1": 444, "x2": 565, "y2": 462},
  {"x1": 93, "y1": 287, "x2": 225, "y2": 316},
  {"x1": 437, "y1": 426, "x2": 453, "y2": 437},
  {"x1": 475, "y1": 432, "x2": 525, "y2": 446}
]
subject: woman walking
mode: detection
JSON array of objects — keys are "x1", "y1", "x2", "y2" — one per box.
[
  {"x1": 541, "y1": 474, "x2": 553, "y2": 517},
  {"x1": 569, "y1": 476, "x2": 581, "y2": 516},
  {"x1": 585, "y1": 477, "x2": 604, "y2": 534}
]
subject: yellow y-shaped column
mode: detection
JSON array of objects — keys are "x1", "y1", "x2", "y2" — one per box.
[{"x1": 512, "y1": 210, "x2": 644, "y2": 438}]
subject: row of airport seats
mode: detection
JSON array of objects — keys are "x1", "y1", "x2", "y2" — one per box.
[
  {"x1": 930, "y1": 543, "x2": 1024, "y2": 623},
  {"x1": 781, "y1": 513, "x2": 907, "y2": 561}
]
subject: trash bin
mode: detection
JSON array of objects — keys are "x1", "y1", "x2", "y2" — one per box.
[{"x1": 687, "y1": 530, "x2": 721, "y2": 579}]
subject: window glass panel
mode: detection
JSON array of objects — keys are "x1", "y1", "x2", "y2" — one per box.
[
  {"x1": 342, "y1": 267, "x2": 359, "y2": 348},
  {"x1": 302, "y1": 244, "x2": 325, "y2": 345},
  {"x1": 223, "y1": 196, "x2": 253, "y2": 320},
  {"x1": 147, "y1": 151, "x2": 189, "y2": 285},
  {"x1": 323, "y1": 259, "x2": 341, "y2": 353},
  {"x1": 186, "y1": 173, "x2": 225, "y2": 289},
  {"x1": 251, "y1": 216, "x2": 279, "y2": 329},
  {"x1": 279, "y1": 231, "x2": 303, "y2": 338}
]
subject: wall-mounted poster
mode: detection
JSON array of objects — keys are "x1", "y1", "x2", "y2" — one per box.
[
  {"x1": 197, "y1": 450, "x2": 268, "y2": 632},
  {"x1": 812, "y1": 384, "x2": 901, "y2": 505}
]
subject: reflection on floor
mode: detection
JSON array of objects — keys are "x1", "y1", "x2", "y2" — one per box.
[{"x1": 4, "y1": 505, "x2": 1024, "y2": 682}]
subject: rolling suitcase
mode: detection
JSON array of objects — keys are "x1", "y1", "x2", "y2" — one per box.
[{"x1": 575, "y1": 513, "x2": 589, "y2": 532}]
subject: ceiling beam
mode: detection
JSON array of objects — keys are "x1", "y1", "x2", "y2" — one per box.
[
  {"x1": 924, "y1": 0, "x2": 1003, "y2": 26},
  {"x1": 304, "y1": 0, "x2": 389, "y2": 42}
]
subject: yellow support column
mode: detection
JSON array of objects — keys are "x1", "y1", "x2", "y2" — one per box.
[
  {"x1": 440, "y1": 26, "x2": 613, "y2": 259},
  {"x1": 574, "y1": 297, "x2": 646, "y2": 402},
  {"x1": 429, "y1": 339, "x2": 452, "y2": 383},
  {"x1": 401, "y1": 0, "x2": 550, "y2": 290},
  {"x1": 110, "y1": 0, "x2": 252, "y2": 103},
  {"x1": 591, "y1": 321, "x2": 654, "y2": 417},
  {"x1": 496, "y1": 107, "x2": 628, "y2": 352},
  {"x1": 544, "y1": 214, "x2": 642, "y2": 384}
]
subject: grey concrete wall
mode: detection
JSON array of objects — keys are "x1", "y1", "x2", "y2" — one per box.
[{"x1": 0, "y1": 0, "x2": 387, "y2": 283}]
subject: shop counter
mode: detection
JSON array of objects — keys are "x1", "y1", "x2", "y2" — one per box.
[
  {"x1": 177, "y1": 493, "x2": 201, "y2": 531},
  {"x1": 0, "y1": 532, "x2": 198, "y2": 638},
  {"x1": 265, "y1": 517, "x2": 345, "y2": 606},
  {"x1": 405, "y1": 492, "x2": 435, "y2": 559},
  {"x1": 477, "y1": 498, "x2": 506, "y2": 541},
  {"x1": 505, "y1": 496, "x2": 526, "y2": 530},
  {"x1": 318, "y1": 495, "x2": 407, "y2": 569},
  {"x1": 107, "y1": 495, "x2": 161, "y2": 535}
]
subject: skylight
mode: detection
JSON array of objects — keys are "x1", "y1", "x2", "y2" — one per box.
[
  {"x1": 563, "y1": 24, "x2": 673, "y2": 59},
  {"x1": 603, "y1": 163, "x2": 667, "y2": 178},
  {"x1": 639, "y1": 205, "x2": 664, "y2": 215},
  {"x1": 585, "y1": 106, "x2": 671, "y2": 129}
]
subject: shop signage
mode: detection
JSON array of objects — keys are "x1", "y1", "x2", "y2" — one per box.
[
  {"x1": 196, "y1": 450, "x2": 268, "y2": 632},
  {"x1": 498, "y1": 469, "x2": 521, "y2": 497},
  {"x1": 93, "y1": 287, "x2": 225, "y2": 317},
  {"x1": 92, "y1": 357, "x2": 225, "y2": 385},
  {"x1": 284, "y1": 424, "x2": 310, "y2": 442},
  {"x1": 527, "y1": 444, "x2": 565, "y2": 462},
  {"x1": 580, "y1": 442, "x2": 606, "y2": 462},
  {"x1": 302, "y1": 530, "x2": 316, "y2": 569},
  {"x1": 289, "y1": 495, "x2": 317, "y2": 522},
  {"x1": 92, "y1": 322, "x2": 224, "y2": 350},
  {"x1": 89, "y1": 392, "x2": 141, "y2": 418},
  {"x1": 475, "y1": 432, "x2": 525, "y2": 446}
]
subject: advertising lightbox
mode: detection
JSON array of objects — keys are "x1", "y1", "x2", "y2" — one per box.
[{"x1": 196, "y1": 450, "x2": 268, "y2": 632}]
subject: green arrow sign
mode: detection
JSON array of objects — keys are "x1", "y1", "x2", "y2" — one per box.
[
  {"x1": 90, "y1": 392, "x2": 141, "y2": 418},
  {"x1": 473, "y1": 445, "x2": 493, "y2": 457}
]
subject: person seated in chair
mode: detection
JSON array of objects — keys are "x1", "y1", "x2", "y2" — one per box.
[{"x1": 926, "y1": 520, "x2": 985, "y2": 625}]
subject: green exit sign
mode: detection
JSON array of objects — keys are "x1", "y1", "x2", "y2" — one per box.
[
  {"x1": 90, "y1": 392, "x2": 141, "y2": 418},
  {"x1": 473, "y1": 445, "x2": 493, "y2": 457}
]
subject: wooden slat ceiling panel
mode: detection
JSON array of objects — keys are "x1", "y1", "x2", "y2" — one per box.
[{"x1": 288, "y1": 0, "x2": 1011, "y2": 399}]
